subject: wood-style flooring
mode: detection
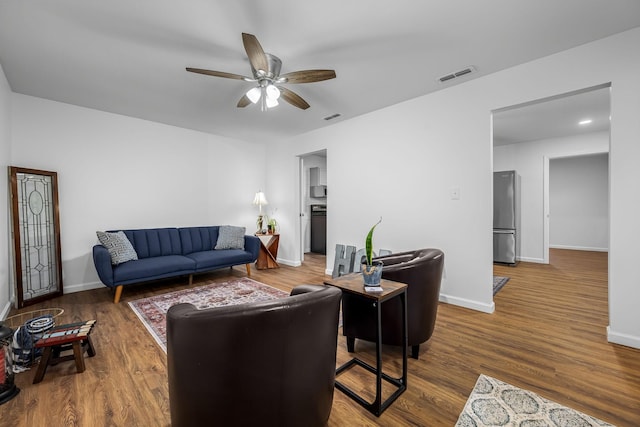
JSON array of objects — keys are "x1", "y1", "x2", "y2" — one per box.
[{"x1": 2, "y1": 249, "x2": 639, "y2": 426}]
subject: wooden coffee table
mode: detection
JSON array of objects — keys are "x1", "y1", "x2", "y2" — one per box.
[{"x1": 324, "y1": 275, "x2": 408, "y2": 416}]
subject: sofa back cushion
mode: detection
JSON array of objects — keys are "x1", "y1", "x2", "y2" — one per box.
[
  {"x1": 179, "y1": 226, "x2": 220, "y2": 255},
  {"x1": 119, "y1": 228, "x2": 183, "y2": 259}
]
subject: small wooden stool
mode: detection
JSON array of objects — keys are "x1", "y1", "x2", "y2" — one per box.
[{"x1": 32, "y1": 320, "x2": 96, "y2": 384}]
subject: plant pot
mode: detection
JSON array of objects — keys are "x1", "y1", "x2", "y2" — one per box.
[{"x1": 361, "y1": 261, "x2": 383, "y2": 286}]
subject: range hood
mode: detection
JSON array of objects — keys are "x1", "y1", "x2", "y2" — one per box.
[{"x1": 311, "y1": 185, "x2": 327, "y2": 198}]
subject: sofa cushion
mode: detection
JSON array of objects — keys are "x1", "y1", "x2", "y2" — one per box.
[
  {"x1": 186, "y1": 250, "x2": 254, "y2": 271},
  {"x1": 113, "y1": 255, "x2": 196, "y2": 283},
  {"x1": 96, "y1": 231, "x2": 138, "y2": 265},
  {"x1": 179, "y1": 226, "x2": 219, "y2": 254},
  {"x1": 121, "y1": 228, "x2": 182, "y2": 259},
  {"x1": 214, "y1": 225, "x2": 246, "y2": 250}
]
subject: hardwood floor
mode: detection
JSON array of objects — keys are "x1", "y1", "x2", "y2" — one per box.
[{"x1": 2, "y1": 249, "x2": 639, "y2": 426}]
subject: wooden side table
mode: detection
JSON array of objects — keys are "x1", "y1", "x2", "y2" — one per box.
[
  {"x1": 32, "y1": 320, "x2": 96, "y2": 384},
  {"x1": 324, "y1": 275, "x2": 408, "y2": 417},
  {"x1": 255, "y1": 233, "x2": 280, "y2": 269}
]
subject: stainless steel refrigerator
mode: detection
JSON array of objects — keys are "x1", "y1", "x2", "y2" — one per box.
[{"x1": 493, "y1": 170, "x2": 519, "y2": 264}]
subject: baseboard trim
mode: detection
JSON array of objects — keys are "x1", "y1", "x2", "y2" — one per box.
[
  {"x1": 607, "y1": 326, "x2": 640, "y2": 349},
  {"x1": 277, "y1": 258, "x2": 301, "y2": 267},
  {"x1": 518, "y1": 256, "x2": 545, "y2": 264},
  {"x1": 0, "y1": 300, "x2": 13, "y2": 321},
  {"x1": 439, "y1": 293, "x2": 495, "y2": 314},
  {"x1": 64, "y1": 281, "x2": 104, "y2": 294},
  {"x1": 550, "y1": 245, "x2": 609, "y2": 252}
]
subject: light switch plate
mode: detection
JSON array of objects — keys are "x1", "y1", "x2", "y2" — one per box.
[{"x1": 450, "y1": 187, "x2": 460, "y2": 200}]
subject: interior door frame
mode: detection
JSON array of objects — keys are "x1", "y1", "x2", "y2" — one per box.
[
  {"x1": 298, "y1": 149, "x2": 328, "y2": 266},
  {"x1": 9, "y1": 166, "x2": 64, "y2": 308},
  {"x1": 543, "y1": 150, "x2": 610, "y2": 264},
  {"x1": 298, "y1": 155, "x2": 305, "y2": 263}
]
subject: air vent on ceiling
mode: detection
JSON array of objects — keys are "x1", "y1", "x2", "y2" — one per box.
[
  {"x1": 324, "y1": 113, "x2": 341, "y2": 121},
  {"x1": 438, "y1": 66, "x2": 476, "y2": 83}
]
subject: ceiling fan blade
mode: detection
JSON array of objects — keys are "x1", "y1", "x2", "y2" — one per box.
[
  {"x1": 242, "y1": 33, "x2": 268, "y2": 74},
  {"x1": 186, "y1": 67, "x2": 251, "y2": 81},
  {"x1": 279, "y1": 69, "x2": 336, "y2": 84},
  {"x1": 279, "y1": 87, "x2": 310, "y2": 110},
  {"x1": 237, "y1": 94, "x2": 251, "y2": 108}
]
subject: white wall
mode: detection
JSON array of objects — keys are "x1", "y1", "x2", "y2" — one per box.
[
  {"x1": 10, "y1": 94, "x2": 266, "y2": 295},
  {"x1": 550, "y1": 153, "x2": 609, "y2": 251},
  {"x1": 0, "y1": 64, "x2": 11, "y2": 318},
  {"x1": 494, "y1": 131, "x2": 609, "y2": 262},
  {"x1": 267, "y1": 28, "x2": 640, "y2": 348}
]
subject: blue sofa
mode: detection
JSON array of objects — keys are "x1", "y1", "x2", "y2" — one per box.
[{"x1": 93, "y1": 226, "x2": 260, "y2": 303}]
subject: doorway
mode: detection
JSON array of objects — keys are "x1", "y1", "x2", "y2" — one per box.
[
  {"x1": 493, "y1": 83, "x2": 611, "y2": 264},
  {"x1": 298, "y1": 150, "x2": 328, "y2": 264},
  {"x1": 546, "y1": 153, "x2": 609, "y2": 256},
  {"x1": 492, "y1": 84, "x2": 611, "y2": 331}
]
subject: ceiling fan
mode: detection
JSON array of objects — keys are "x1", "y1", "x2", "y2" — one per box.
[{"x1": 186, "y1": 33, "x2": 336, "y2": 111}]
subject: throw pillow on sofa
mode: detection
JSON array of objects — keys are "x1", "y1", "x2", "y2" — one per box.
[
  {"x1": 215, "y1": 226, "x2": 246, "y2": 250},
  {"x1": 96, "y1": 231, "x2": 138, "y2": 265}
]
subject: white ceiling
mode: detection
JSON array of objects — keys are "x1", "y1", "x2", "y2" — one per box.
[
  {"x1": 0, "y1": 1, "x2": 638, "y2": 143},
  {"x1": 493, "y1": 85, "x2": 611, "y2": 146}
]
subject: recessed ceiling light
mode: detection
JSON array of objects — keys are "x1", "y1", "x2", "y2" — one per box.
[{"x1": 579, "y1": 119, "x2": 592, "y2": 125}]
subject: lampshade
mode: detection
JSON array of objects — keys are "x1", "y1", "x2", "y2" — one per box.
[
  {"x1": 246, "y1": 87, "x2": 262, "y2": 104},
  {"x1": 253, "y1": 191, "x2": 268, "y2": 212},
  {"x1": 265, "y1": 96, "x2": 279, "y2": 108},
  {"x1": 266, "y1": 85, "x2": 280, "y2": 100}
]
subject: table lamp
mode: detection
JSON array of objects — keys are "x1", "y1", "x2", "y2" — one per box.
[{"x1": 253, "y1": 191, "x2": 268, "y2": 233}]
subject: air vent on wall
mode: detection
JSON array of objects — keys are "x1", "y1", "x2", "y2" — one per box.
[
  {"x1": 324, "y1": 113, "x2": 341, "y2": 121},
  {"x1": 438, "y1": 66, "x2": 476, "y2": 83}
]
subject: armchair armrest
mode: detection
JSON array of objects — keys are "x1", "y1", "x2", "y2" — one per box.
[
  {"x1": 373, "y1": 252, "x2": 415, "y2": 269},
  {"x1": 290, "y1": 284, "x2": 328, "y2": 296},
  {"x1": 92, "y1": 245, "x2": 114, "y2": 287},
  {"x1": 244, "y1": 235, "x2": 260, "y2": 260}
]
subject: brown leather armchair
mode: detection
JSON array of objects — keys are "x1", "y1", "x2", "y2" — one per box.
[
  {"x1": 342, "y1": 248, "x2": 444, "y2": 359},
  {"x1": 166, "y1": 284, "x2": 342, "y2": 427}
]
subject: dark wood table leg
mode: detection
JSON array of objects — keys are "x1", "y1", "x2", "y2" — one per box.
[
  {"x1": 33, "y1": 346, "x2": 54, "y2": 384},
  {"x1": 72, "y1": 341, "x2": 86, "y2": 373},
  {"x1": 85, "y1": 336, "x2": 96, "y2": 357}
]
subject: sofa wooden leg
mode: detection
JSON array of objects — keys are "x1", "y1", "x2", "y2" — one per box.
[
  {"x1": 113, "y1": 285, "x2": 123, "y2": 304},
  {"x1": 188, "y1": 274, "x2": 193, "y2": 286},
  {"x1": 246, "y1": 263, "x2": 251, "y2": 276}
]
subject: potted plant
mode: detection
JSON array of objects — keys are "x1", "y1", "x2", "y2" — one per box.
[
  {"x1": 267, "y1": 217, "x2": 278, "y2": 234},
  {"x1": 362, "y1": 217, "x2": 383, "y2": 286}
]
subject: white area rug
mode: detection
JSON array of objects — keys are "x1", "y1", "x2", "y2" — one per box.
[{"x1": 456, "y1": 374, "x2": 614, "y2": 426}]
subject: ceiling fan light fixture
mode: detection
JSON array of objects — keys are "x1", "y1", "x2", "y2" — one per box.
[
  {"x1": 266, "y1": 97, "x2": 279, "y2": 108},
  {"x1": 246, "y1": 86, "x2": 262, "y2": 104},
  {"x1": 187, "y1": 33, "x2": 336, "y2": 111},
  {"x1": 266, "y1": 84, "x2": 280, "y2": 100}
]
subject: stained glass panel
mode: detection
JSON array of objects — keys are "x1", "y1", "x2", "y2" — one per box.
[{"x1": 10, "y1": 167, "x2": 63, "y2": 307}]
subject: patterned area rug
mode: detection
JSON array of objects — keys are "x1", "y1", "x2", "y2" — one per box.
[
  {"x1": 128, "y1": 277, "x2": 288, "y2": 352},
  {"x1": 456, "y1": 375, "x2": 614, "y2": 426},
  {"x1": 493, "y1": 276, "x2": 510, "y2": 296}
]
